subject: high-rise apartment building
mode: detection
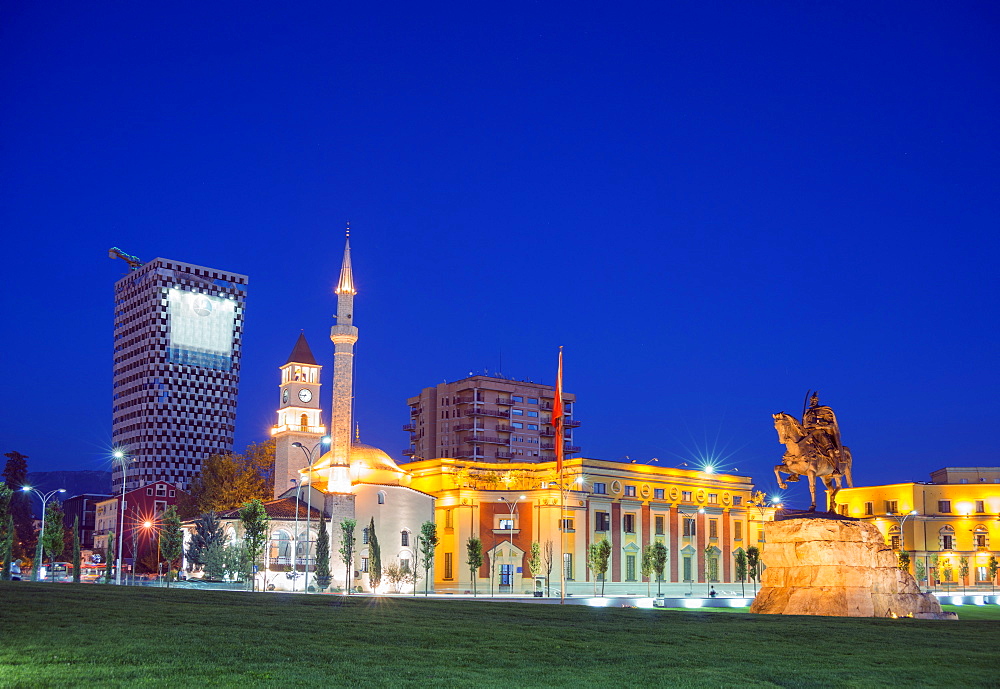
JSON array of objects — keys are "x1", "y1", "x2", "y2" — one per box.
[
  {"x1": 403, "y1": 375, "x2": 579, "y2": 462},
  {"x1": 112, "y1": 258, "x2": 248, "y2": 492}
]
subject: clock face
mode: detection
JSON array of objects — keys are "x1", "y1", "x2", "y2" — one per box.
[
  {"x1": 282, "y1": 389, "x2": 289, "y2": 404},
  {"x1": 298, "y1": 388, "x2": 313, "y2": 403}
]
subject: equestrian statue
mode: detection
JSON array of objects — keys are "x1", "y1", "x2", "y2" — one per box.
[{"x1": 772, "y1": 391, "x2": 854, "y2": 512}]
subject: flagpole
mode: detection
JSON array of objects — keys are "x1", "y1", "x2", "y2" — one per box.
[{"x1": 554, "y1": 347, "x2": 565, "y2": 603}]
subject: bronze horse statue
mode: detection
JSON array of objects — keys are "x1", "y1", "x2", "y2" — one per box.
[{"x1": 772, "y1": 411, "x2": 854, "y2": 512}]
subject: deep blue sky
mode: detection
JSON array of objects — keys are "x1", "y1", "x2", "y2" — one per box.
[{"x1": 2, "y1": 2, "x2": 997, "y2": 506}]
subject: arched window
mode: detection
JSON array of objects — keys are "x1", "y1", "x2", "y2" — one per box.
[
  {"x1": 377, "y1": 491, "x2": 386, "y2": 505},
  {"x1": 300, "y1": 414, "x2": 309, "y2": 431},
  {"x1": 939, "y1": 525, "x2": 955, "y2": 551},
  {"x1": 401, "y1": 530, "x2": 410, "y2": 547},
  {"x1": 888, "y1": 525, "x2": 901, "y2": 550},
  {"x1": 271, "y1": 530, "x2": 292, "y2": 563},
  {"x1": 974, "y1": 526, "x2": 988, "y2": 550}
]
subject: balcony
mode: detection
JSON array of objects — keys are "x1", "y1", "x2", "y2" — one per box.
[
  {"x1": 540, "y1": 401, "x2": 553, "y2": 410},
  {"x1": 495, "y1": 397, "x2": 513, "y2": 405},
  {"x1": 565, "y1": 446, "x2": 581, "y2": 454},
  {"x1": 453, "y1": 423, "x2": 483, "y2": 432},
  {"x1": 454, "y1": 451, "x2": 485, "y2": 460},
  {"x1": 474, "y1": 436, "x2": 508, "y2": 446},
  {"x1": 539, "y1": 429, "x2": 555, "y2": 437},
  {"x1": 564, "y1": 419, "x2": 581, "y2": 428},
  {"x1": 402, "y1": 448, "x2": 416, "y2": 456},
  {"x1": 410, "y1": 407, "x2": 422, "y2": 416},
  {"x1": 495, "y1": 424, "x2": 514, "y2": 433},
  {"x1": 465, "y1": 408, "x2": 510, "y2": 419},
  {"x1": 402, "y1": 423, "x2": 416, "y2": 432},
  {"x1": 454, "y1": 396, "x2": 483, "y2": 405},
  {"x1": 495, "y1": 451, "x2": 516, "y2": 459}
]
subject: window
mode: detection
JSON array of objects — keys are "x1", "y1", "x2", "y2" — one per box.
[
  {"x1": 593, "y1": 482, "x2": 607, "y2": 495},
  {"x1": 654, "y1": 488, "x2": 664, "y2": 500},
  {"x1": 401, "y1": 531, "x2": 409, "y2": 546},
  {"x1": 596, "y1": 512, "x2": 610, "y2": 532},
  {"x1": 146, "y1": 488, "x2": 153, "y2": 496},
  {"x1": 626, "y1": 554, "x2": 636, "y2": 581},
  {"x1": 974, "y1": 529, "x2": 987, "y2": 549},
  {"x1": 734, "y1": 521, "x2": 743, "y2": 541},
  {"x1": 977, "y1": 566, "x2": 988, "y2": 582},
  {"x1": 512, "y1": 422, "x2": 523, "y2": 429},
  {"x1": 361, "y1": 557, "x2": 369, "y2": 573},
  {"x1": 864, "y1": 502, "x2": 874, "y2": 516},
  {"x1": 938, "y1": 500, "x2": 951, "y2": 514},
  {"x1": 527, "y1": 424, "x2": 538, "y2": 430},
  {"x1": 527, "y1": 410, "x2": 539, "y2": 417},
  {"x1": 682, "y1": 491, "x2": 693, "y2": 502},
  {"x1": 940, "y1": 526, "x2": 954, "y2": 550},
  {"x1": 623, "y1": 514, "x2": 636, "y2": 533},
  {"x1": 757, "y1": 527, "x2": 764, "y2": 542},
  {"x1": 683, "y1": 518, "x2": 696, "y2": 537},
  {"x1": 445, "y1": 509, "x2": 453, "y2": 529},
  {"x1": 168, "y1": 490, "x2": 175, "y2": 497},
  {"x1": 377, "y1": 491, "x2": 385, "y2": 504},
  {"x1": 960, "y1": 478, "x2": 968, "y2": 484},
  {"x1": 512, "y1": 396, "x2": 523, "y2": 403},
  {"x1": 527, "y1": 397, "x2": 537, "y2": 404},
  {"x1": 512, "y1": 409, "x2": 524, "y2": 416},
  {"x1": 564, "y1": 553, "x2": 573, "y2": 580},
  {"x1": 708, "y1": 493, "x2": 718, "y2": 504},
  {"x1": 444, "y1": 552, "x2": 454, "y2": 579},
  {"x1": 156, "y1": 485, "x2": 166, "y2": 497},
  {"x1": 400, "y1": 558, "x2": 410, "y2": 573},
  {"x1": 885, "y1": 500, "x2": 898, "y2": 514},
  {"x1": 976, "y1": 500, "x2": 985, "y2": 513},
  {"x1": 625, "y1": 485, "x2": 636, "y2": 497},
  {"x1": 560, "y1": 518, "x2": 574, "y2": 531},
  {"x1": 709, "y1": 519, "x2": 718, "y2": 539},
  {"x1": 682, "y1": 556, "x2": 692, "y2": 582},
  {"x1": 732, "y1": 496, "x2": 742, "y2": 506},
  {"x1": 707, "y1": 555, "x2": 719, "y2": 582},
  {"x1": 154, "y1": 501, "x2": 166, "y2": 514},
  {"x1": 838, "y1": 504, "x2": 849, "y2": 516},
  {"x1": 499, "y1": 518, "x2": 513, "y2": 530},
  {"x1": 299, "y1": 413, "x2": 309, "y2": 431},
  {"x1": 362, "y1": 528, "x2": 370, "y2": 545},
  {"x1": 655, "y1": 516, "x2": 664, "y2": 535}
]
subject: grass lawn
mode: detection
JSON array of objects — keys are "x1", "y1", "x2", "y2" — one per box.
[{"x1": 1, "y1": 583, "x2": 998, "y2": 688}]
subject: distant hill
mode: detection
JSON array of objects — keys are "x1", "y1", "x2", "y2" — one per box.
[{"x1": 24, "y1": 471, "x2": 113, "y2": 502}]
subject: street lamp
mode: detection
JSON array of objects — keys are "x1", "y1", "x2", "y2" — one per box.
[
  {"x1": 678, "y1": 507, "x2": 705, "y2": 596},
  {"x1": 289, "y1": 478, "x2": 302, "y2": 592},
  {"x1": 112, "y1": 449, "x2": 134, "y2": 585},
  {"x1": 292, "y1": 437, "x2": 331, "y2": 593},
  {"x1": 22, "y1": 487, "x2": 66, "y2": 581},
  {"x1": 498, "y1": 495, "x2": 525, "y2": 595},
  {"x1": 885, "y1": 510, "x2": 918, "y2": 551}
]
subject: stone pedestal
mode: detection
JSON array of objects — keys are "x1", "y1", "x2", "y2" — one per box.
[{"x1": 749, "y1": 518, "x2": 951, "y2": 618}]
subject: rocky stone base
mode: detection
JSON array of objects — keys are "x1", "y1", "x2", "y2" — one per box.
[{"x1": 749, "y1": 518, "x2": 951, "y2": 618}]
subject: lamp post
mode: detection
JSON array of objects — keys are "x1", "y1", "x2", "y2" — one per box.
[
  {"x1": 498, "y1": 495, "x2": 525, "y2": 595},
  {"x1": 292, "y1": 437, "x2": 330, "y2": 593},
  {"x1": 289, "y1": 478, "x2": 302, "y2": 592},
  {"x1": 141, "y1": 518, "x2": 160, "y2": 586},
  {"x1": 22, "y1": 487, "x2": 66, "y2": 581},
  {"x1": 885, "y1": 510, "x2": 918, "y2": 552},
  {"x1": 112, "y1": 449, "x2": 133, "y2": 585},
  {"x1": 678, "y1": 508, "x2": 705, "y2": 596}
]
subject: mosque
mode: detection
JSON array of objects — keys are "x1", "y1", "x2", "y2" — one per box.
[{"x1": 197, "y1": 236, "x2": 435, "y2": 593}]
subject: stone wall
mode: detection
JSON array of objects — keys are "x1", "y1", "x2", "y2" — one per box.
[{"x1": 749, "y1": 518, "x2": 949, "y2": 618}]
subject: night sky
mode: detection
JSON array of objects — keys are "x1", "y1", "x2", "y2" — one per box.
[{"x1": 2, "y1": 2, "x2": 997, "y2": 506}]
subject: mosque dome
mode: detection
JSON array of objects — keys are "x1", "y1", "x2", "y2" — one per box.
[{"x1": 349, "y1": 442, "x2": 403, "y2": 473}]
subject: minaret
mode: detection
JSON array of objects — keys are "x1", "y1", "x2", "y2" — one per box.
[
  {"x1": 328, "y1": 229, "x2": 358, "y2": 492},
  {"x1": 271, "y1": 332, "x2": 324, "y2": 498}
]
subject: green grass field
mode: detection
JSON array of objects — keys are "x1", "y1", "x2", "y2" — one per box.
[{"x1": 0, "y1": 583, "x2": 997, "y2": 688}]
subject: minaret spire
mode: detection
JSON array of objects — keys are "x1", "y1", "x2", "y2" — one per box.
[{"x1": 328, "y1": 226, "x2": 359, "y2": 492}]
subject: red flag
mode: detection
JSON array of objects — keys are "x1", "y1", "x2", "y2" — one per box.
[{"x1": 553, "y1": 347, "x2": 564, "y2": 476}]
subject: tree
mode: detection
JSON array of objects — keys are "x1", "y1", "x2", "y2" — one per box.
[
  {"x1": 315, "y1": 515, "x2": 331, "y2": 591},
  {"x1": 384, "y1": 560, "x2": 411, "y2": 593},
  {"x1": 734, "y1": 548, "x2": 748, "y2": 597},
  {"x1": 368, "y1": 517, "x2": 382, "y2": 592},
  {"x1": 72, "y1": 516, "x2": 81, "y2": 583},
  {"x1": 466, "y1": 536, "x2": 482, "y2": 596},
  {"x1": 178, "y1": 439, "x2": 275, "y2": 519},
  {"x1": 704, "y1": 546, "x2": 716, "y2": 596},
  {"x1": 0, "y1": 485, "x2": 13, "y2": 581},
  {"x1": 589, "y1": 538, "x2": 611, "y2": 597},
  {"x1": 3, "y1": 452, "x2": 34, "y2": 561},
  {"x1": 652, "y1": 541, "x2": 668, "y2": 597},
  {"x1": 915, "y1": 558, "x2": 926, "y2": 590},
  {"x1": 897, "y1": 550, "x2": 911, "y2": 573},
  {"x1": 42, "y1": 500, "x2": 66, "y2": 579},
  {"x1": 202, "y1": 539, "x2": 229, "y2": 580},
  {"x1": 988, "y1": 556, "x2": 998, "y2": 594},
  {"x1": 104, "y1": 532, "x2": 115, "y2": 583},
  {"x1": 959, "y1": 556, "x2": 970, "y2": 594},
  {"x1": 747, "y1": 546, "x2": 761, "y2": 594},
  {"x1": 338, "y1": 518, "x2": 357, "y2": 594},
  {"x1": 419, "y1": 521, "x2": 439, "y2": 596},
  {"x1": 159, "y1": 506, "x2": 184, "y2": 587},
  {"x1": 238, "y1": 499, "x2": 270, "y2": 592},
  {"x1": 641, "y1": 544, "x2": 654, "y2": 597},
  {"x1": 528, "y1": 541, "x2": 542, "y2": 595},
  {"x1": 186, "y1": 512, "x2": 225, "y2": 570},
  {"x1": 221, "y1": 542, "x2": 247, "y2": 581},
  {"x1": 542, "y1": 540, "x2": 555, "y2": 596}
]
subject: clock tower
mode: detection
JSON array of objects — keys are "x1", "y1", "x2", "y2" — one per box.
[{"x1": 272, "y1": 332, "x2": 326, "y2": 498}]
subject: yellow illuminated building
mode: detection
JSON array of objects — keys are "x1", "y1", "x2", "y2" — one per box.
[
  {"x1": 405, "y1": 455, "x2": 764, "y2": 595},
  {"x1": 836, "y1": 467, "x2": 1000, "y2": 588}
]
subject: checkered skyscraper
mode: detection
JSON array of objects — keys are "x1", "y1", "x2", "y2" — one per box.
[{"x1": 111, "y1": 258, "x2": 248, "y2": 492}]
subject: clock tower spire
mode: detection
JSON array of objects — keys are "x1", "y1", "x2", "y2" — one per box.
[
  {"x1": 272, "y1": 332, "x2": 325, "y2": 498},
  {"x1": 328, "y1": 228, "x2": 358, "y2": 492}
]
